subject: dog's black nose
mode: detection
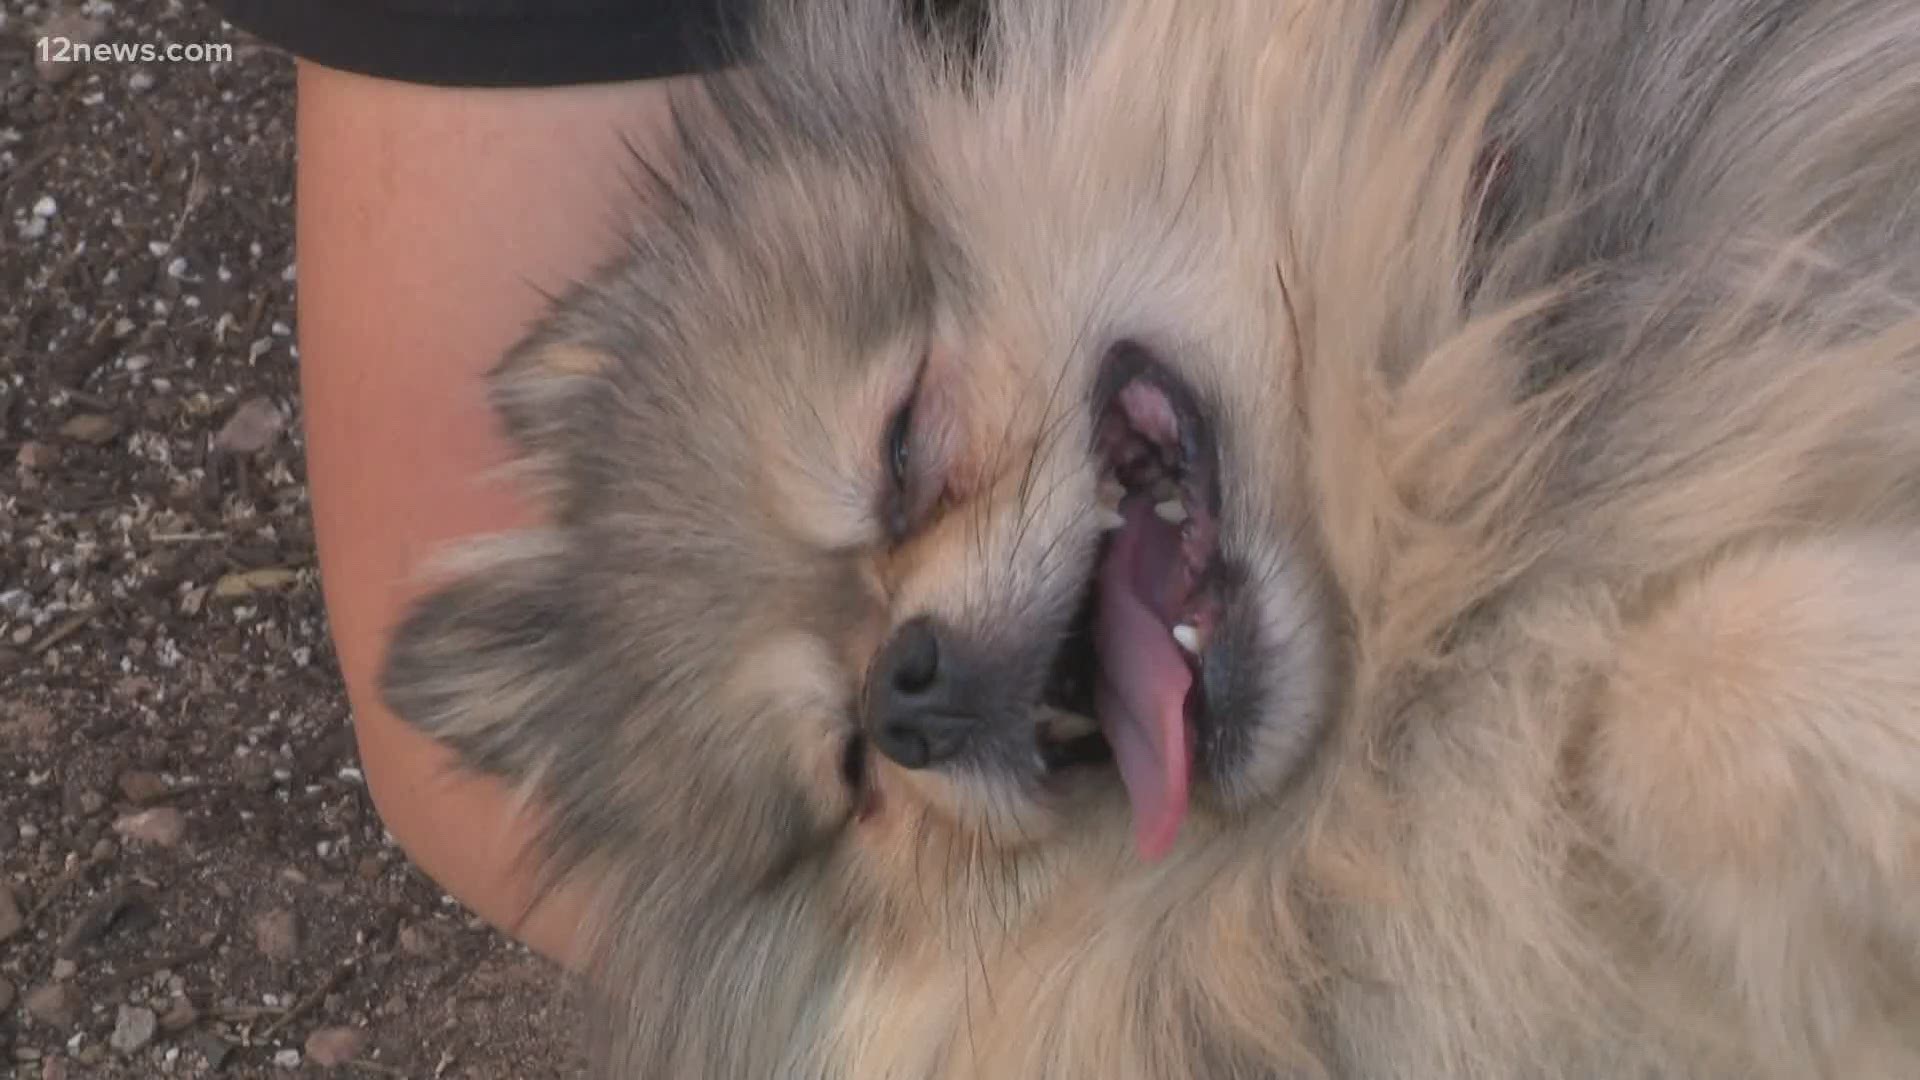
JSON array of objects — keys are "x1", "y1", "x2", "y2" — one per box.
[{"x1": 867, "y1": 617, "x2": 982, "y2": 770}]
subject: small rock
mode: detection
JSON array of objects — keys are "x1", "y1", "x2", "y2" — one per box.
[
  {"x1": 14, "y1": 441, "x2": 58, "y2": 470},
  {"x1": 109, "y1": 1005, "x2": 157, "y2": 1055},
  {"x1": 75, "y1": 790, "x2": 106, "y2": 815},
  {"x1": 355, "y1": 855, "x2": 384, "y2": 882},
  {"x1": 214, "y1": 567, "x2": 300, "y2": 598},
  {"x1": 57, "y1": 887, "x2": 154, "y2": 957},
  {"x1": 211, "y1": 396, "x2": 286, "y2": 455},
  {"x1": 112, "y1": 807, "x2": 185, "y2": 847},
  {"x1": 127, "y1": 69, "x2": 155, "y2": 93},
  {"x1": 33, "y1": 14, "x2": 106, "y2": 84},
  {"x1": 0, "y1": 882, "x2": 22, "y2": 941},
  {"x1": 272, "y1": 1048, "x2": 302, "y2": 1068},
  {"x1": 303, "y1": 1027, "x2": 367, "y2": 1068},
  {"x1": 25, "y1": 983, "x2": 78, "y2": 1029},
  {"x1": 0, "y1": 976, "x2": 14, "y2": 1011},
  {"x1": 396, "y1": 922, "x2": 440, "y2": 958},
  {"x1": 194, "y1": 1032, "x2": 234, "y2": 1070},
  {"x1": 57, "y1": 414, "x2": 119, "y2": 446},
  {"x1": 49, "y1": 959, "x2": 75, "y2": 981},
  {"x1": 234, "y1": 755, "x2": 274, "y2": 792},
  {"x1": 115, "y1": 770, "x2": 168, "y2": 804},
  {"x1": 32, "y1": 196, "x2": 57, "y2": 219},
  {"x1": 252, "y1": 908, "x2": 300, "y2": 961},
  {"x1": 192, "y1": 1022, "x2": 234, "y2": 1068},
  {"x1": 108, "y1": 999, "x2": 158, "y2": 1053},
  {"x1": 158, "y1": 996, "x2": 199, "y2": 1033}
]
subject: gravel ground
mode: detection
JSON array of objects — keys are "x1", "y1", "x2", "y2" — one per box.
[{"x1": 2, "y1": 2, "x2": 585, "y2": 1075}]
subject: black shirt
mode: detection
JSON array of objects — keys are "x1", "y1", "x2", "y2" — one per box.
[{"x1": 209, "y1": 0, "x2": 758, "y2": 87}]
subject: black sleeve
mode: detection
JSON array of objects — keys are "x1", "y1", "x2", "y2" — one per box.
[{"x1": 207, "y1": 1, "x2": 759, "y2": 88}]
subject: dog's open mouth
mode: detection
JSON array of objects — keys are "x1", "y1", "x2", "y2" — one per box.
[{"x1": 1036, "y1": 343, "x2": 1223, "y2": 861}]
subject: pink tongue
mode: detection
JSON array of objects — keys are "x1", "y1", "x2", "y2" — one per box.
[{"x1": 1094, "y1": 500, "x2": 1193, "y2": 861}]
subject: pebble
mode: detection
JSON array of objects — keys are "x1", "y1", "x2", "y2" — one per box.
[
  {"x1": 0, "y1": 882, "x2": 22, "y2": 941},
  {"x1": 49, "y1": 959, "x2": 75, "y2": 981},
  {"x1": 158, "y1": 996, "x2": 199, "y2": 1033},
  {"x1": 211, "y1": 395, "x2": 286, "y2": 455},
  {"x1": 303, "y1": 1026, "x2": 367, "y2": 1068},
  {"x1": 58, "y1": 887, "x2": 154, "y2": 956},
  {"x1": 115, "y1": 770, "x2": 168, "y2": 804},
  {"x1": 252, "y1": 908, "x2": 300, "y2": 961},
  {"x1": 194, "y1": 1033, "x2": 234, "y2": 1070},
  {"x1": 57, "y1": 413, "x2": 120, "y2": 446},
  {"x1": 109, "y1": 1005, "x2": 157, "y2": 1055},
  {"x1": 272, "y1": 1048, "x2": 302, "y2": 1069},
  {"x1": 396, "y1": 922, "x2": 440, "y2": 958},
  {"x1": 32, "y1": 195, "x2": 57, "y2": 218},
  {"x1": 128, "y1": 69, "x2": 155, "y2": 93},
  {"x1": 13, "y1": 441, "x2": 59, "y2": 470},
  {"x1": 25, "y1": 983, "x2": 78, "y2": 1029},
  {"x1": 33, "y1": 14, "x2": 105, "y2": 84},
  {"x1": 214, "y1": 567, "x2": 299, "y2": 598},
  {"x1": 112, "y1": 807, "x2": 185, "y2": 847},
  {"x1": 234, "y1": 755, "x2": 274, "y2": 792}
]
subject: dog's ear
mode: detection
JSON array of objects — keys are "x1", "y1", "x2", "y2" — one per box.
[
  {"x1": 379, "y1": 533, "x2": 592, "y2": 785},
  {"x1": 484, "y1": 332, "x2": 623, "y2": 483}
]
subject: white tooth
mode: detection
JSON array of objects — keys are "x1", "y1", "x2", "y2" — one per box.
[
  {"x1": 1097, "y1": 477, "x2": 1126, "y2": 510},
  {"x1": 1096, "y1": 507, "x2": 1127, "y2": 532},
  {"x1": 1172, "y1": 624, "x2": 1202, "y2": 655},
  {"x1": 1043, "y1": 708, "x2": 1098, "y2": 740},
  {"x1": 1153, "y1": 499, "x2": 1189, "y2": 524}
]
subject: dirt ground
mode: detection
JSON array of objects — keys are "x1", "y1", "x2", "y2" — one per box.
[{"x1": 2, "y1": 2, "x2": 586, "y2": 1076}]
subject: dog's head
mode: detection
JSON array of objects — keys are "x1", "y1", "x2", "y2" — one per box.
[{"x1": 379, "y1": 4, "x2": 1345, "y2": 938}]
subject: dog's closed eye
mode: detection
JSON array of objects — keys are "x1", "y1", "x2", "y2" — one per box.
[
  {"x1": 881, "y1": 360, "x2": 940, "y2": 541},
  {"x1": 840, "y1": 731, "x2": 877, "y2": 819},
  {"x1": 884, "y1": 396, "x2": 916, "y2": 536}
]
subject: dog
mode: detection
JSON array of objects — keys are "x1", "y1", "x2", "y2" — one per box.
[{"x1": 380, "y1": 0, "x2": 1920, "y2": 1075}]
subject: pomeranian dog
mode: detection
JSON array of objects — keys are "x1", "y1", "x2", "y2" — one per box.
[{"x1": 381, "y1": 0, "x2": 1920, "y2": 1075}]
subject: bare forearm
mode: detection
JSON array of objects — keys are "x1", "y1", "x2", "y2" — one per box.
[{"x1": 294, "y1": 59, "x2": 684, "y2": 968}]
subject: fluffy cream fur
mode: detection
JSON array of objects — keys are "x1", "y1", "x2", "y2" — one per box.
[{"x1": 383, "y1": 1, "x2": 1920, "y2": 1076}]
